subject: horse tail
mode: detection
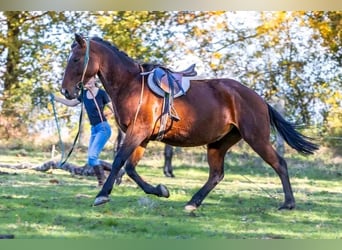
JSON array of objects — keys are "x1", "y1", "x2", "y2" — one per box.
[{"x1": 267, "y1": 104, "x2": 319, "y2": 154}]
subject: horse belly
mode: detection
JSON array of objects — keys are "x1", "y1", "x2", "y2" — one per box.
[
  {"x1": 159, "y1": 80, "x2": 237, "y2": 146},
  {"x1": 163, "y1": 104, "x2": 233, "y2": 147}
]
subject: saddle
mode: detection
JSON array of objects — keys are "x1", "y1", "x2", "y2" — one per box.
[
  {"x1": 143, "y1": 64, "x2": 197, "y2": 140},
  {"x1": 147, "y1": 64, "x2": 196, "y2": 98}
]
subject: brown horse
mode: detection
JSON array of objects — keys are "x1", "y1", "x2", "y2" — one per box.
[{"x1": 61, "y1": 34, "x2": 318, "y2": 211}]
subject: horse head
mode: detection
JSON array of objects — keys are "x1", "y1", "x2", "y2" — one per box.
[{"x1": 61, "y1": 33, "x2": 99, "y2": 99}]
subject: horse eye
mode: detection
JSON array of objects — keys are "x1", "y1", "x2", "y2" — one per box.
[{"x1": 73, "y1": 58, "x2": 80, "y2": 63}]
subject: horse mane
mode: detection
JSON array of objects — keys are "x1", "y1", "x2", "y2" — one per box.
[
  {"x1": 80, "y1": 36, "x2": 167, "y2": 72},
  {"x1": 141, "y1": 62, "x2": 164, "y2": 72},
  {"x1": 90, "y1": 36, "x2": 138, "y2": 66}
]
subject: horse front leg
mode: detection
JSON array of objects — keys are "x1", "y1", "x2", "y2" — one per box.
[
  {"x1": 93, "y1": 153, "x2": 126, "y2": 206},
  {"x1": 93, "y1": 130, "x2": 147, "y2": 206},
  {"x1": 125, "y1": 144, "x2": 170, "y2": 198}
]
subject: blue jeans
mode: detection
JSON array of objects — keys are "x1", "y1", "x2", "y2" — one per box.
[{"x1": 87, "y1": 121, "x2": 111, "y2": 167}]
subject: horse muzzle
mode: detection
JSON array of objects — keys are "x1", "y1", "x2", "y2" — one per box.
[{"x1": 61, "y1": 87, "x2": 79, "y2": 100}]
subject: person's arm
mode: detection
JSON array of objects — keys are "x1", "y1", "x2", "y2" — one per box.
[{"x1": 54, "y1": 95, "x2": 80, "y2": 107}]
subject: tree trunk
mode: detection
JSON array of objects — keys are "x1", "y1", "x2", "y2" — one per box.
[{"x1": 274, "y1": 97, "x2": 285, "y2": 157}]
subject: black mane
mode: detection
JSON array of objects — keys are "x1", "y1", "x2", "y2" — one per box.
[
  {"x1": 91, "y1": 36, "x2": 137, "y2": 66},
  {"x1": 90, "y1": 36, "x2": 165, "y2": 72}
]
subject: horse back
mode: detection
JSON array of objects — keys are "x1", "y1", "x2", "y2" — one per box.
[
  {"x1": 181, "y1": 78, "x2": 267, "y2": 115},
  {"x1": 151, "y1": 78, "x2": 267, "y2": 146}
]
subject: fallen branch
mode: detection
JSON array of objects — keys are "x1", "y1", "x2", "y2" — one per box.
[
  {"x1": 34, "y1": 160, "x2": 113, "y2": 176},
  {"x1": 0, "y1": 160, "x2": 125, "y2": 185},
  {"x1": 0, "y1": 160, "x2": 113, "y2": 176},
  {"x1": 0, "y1": 234, "x2": 14, "y2": 239}
]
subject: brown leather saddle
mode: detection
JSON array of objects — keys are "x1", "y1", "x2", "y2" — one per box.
[
  {"x1": 146, "y1": 64, "x2": 197, "y2": 98},
  {"x1": 143, "y1": 64, "x2": 197, "y2": 140}
]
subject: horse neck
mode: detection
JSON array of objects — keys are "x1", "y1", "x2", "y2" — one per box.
[
  {"x1": 96, "y1": 45, "x2": 141, "y2": 93},
  {"x1": 95, "y1": 45, "x2": 143, "y2": 122}
]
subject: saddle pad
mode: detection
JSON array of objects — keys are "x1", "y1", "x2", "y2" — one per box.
[{"x1": 147, "y1": 73, "x2": 192, "y2": 98}]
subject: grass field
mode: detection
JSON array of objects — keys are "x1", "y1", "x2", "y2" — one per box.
[{"x1": 0, "y1": 142, "x2": 341, "y2": 239}]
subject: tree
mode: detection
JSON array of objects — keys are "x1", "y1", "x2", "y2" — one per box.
[
  {"x1": 229, "y1": 12, "x2": 340, "y2": 126},
  {"x1": 307, "y1": 11, "x2": 342, "y2": 66},
  {"x1": 94, "y1": 11, "x2": 171, "y2": 62},
  {"x1": 0, "y1": 11, "x2": 93, "y2": 140},
  {"x1": 306, "y1": 11, "x2": 342, "y2": 148}
]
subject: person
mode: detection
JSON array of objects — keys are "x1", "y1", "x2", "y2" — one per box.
[{"x1": 53, "y1": 76, "x2": 114, "y2": 187}]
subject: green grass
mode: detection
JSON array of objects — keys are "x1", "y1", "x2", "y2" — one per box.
[{"x1": 0, "y1": 143, "x2": 341, "y2": 239}]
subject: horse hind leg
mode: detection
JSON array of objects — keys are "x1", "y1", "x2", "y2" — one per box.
[
  {"x1": 185, "y1": 129, "x2": 241, "y2": 211},
  {"x1": 163, "y1": 144, "x2": 174, "y2": 178},
  {"x1": 243, "y1": 136, "x2": 295, "y2": 209}
]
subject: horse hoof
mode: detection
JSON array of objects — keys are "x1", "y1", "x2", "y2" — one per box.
[
  {"x1": 164, "y1": 172, "x2": 175, "y2": 178},
  {"x1": 184, "y1": 204, "x2": 197, "y2": 212},
  {"x1": 93, "y1": 196, "x2": 110, "y2": 206},
  {"x1": 156, "y1": 184, "x2": 170, "y2": 198},
  {"x1": 278, "y1": 203, "x2": 295, "y2": 210}
]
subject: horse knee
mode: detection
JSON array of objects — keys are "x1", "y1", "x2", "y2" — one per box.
[
  {"x1": 211, "y1": 172, "x2": 224, "y2": 185},
  {"x1": 218, "y1": 173, "x2": 224, "y2": 182}
]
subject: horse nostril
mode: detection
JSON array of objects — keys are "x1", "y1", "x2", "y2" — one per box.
[{"x1": 61, "y1": 89, "x2": 70, "y2": 99}]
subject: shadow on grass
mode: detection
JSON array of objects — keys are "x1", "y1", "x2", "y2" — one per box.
[
  {"x1": 0, "y1": 174, "x2": 341, "y2": 239},
  {"x1": 169, "y1": 150, "x2": 341, "y2": 182},
  {"x1": 0, "y1": 149, "x2": 341, "y2": 239}
]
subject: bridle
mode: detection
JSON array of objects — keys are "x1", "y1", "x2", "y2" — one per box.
[{"x1": 75, "y1": 37, "x2": 91, "y2": 92}]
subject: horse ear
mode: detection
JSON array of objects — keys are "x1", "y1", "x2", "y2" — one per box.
[{"x1": 75, "y1": 33, "x2": 86, "y2": 48}]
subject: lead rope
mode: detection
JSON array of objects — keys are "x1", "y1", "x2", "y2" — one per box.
[
  {"x1": 49, "y1": 89, "x2": 84, "y2": 168},
  {"x1": 59, "y1": 97, "x2": 84, "y2": 167},
  {"x1": 49, "y1": 93, "x2": 65, "y2": 165},
  {"x1": 239, "y1": 174, "x2": 277, "y2": 200},
  {"x1": 58, "y1": 37, "x2": 90, "y2": 167}
]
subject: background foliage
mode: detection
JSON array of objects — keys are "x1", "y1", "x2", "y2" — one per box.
[{"x1": 0, "y1": 11, "x2": 341, "y2": 150}]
